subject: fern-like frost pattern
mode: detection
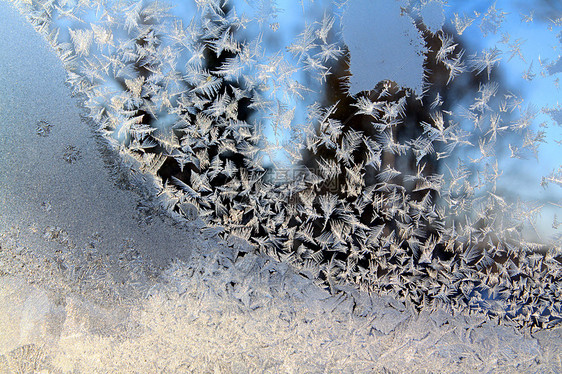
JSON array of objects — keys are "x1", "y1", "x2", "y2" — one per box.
[{"x1": 7, "y1": 0, "x2": 562, "y2": 332}]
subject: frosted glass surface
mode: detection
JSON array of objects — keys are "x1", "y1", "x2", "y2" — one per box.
[{"x1": 1, "y1": 0, "x2": 561, "y2": 371}]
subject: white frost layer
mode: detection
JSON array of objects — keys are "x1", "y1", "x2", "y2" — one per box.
[
  {"x1": 0, "y1": 0, "x2": 193, "y2": 269},
  {"x1": 343, "y1": 0, "x2": 426, "y2": 96},
  {"x1": 3, "y1": 240, "x2": 561, "y2": 373}
]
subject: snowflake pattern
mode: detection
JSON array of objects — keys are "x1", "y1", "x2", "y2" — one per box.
[
  {"x1": 6, "y1": 0, "x2": 562, "y2": 335},
  {"x1": 35, "y1": 119, "x2": 52, "y2": 137},
  {"x1": 62, "y1": 145, "x2": 81, "y2": 164}
]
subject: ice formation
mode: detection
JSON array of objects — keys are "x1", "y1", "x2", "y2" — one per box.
[
  {"x1": 5, "y1": 0, "x2": 562, "y2": 328},
  {"x1": 1, "y1": 0, "x2": 562, "y2": 371}
]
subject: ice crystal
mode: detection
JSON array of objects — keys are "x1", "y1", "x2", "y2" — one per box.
[
  {"x1": 62, "y1": 145, "x2": 81, "y2": 164},
  {"x1": 6, "y1": 0, "x2": 562, "y2": 333},
  {"x1": 35, "y1": 119, "x2": 52, "y2": 137}
]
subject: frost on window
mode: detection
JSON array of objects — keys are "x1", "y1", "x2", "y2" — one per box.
[{"x1": 2, "y1": 0, "x2": 562, "y2": 371}]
